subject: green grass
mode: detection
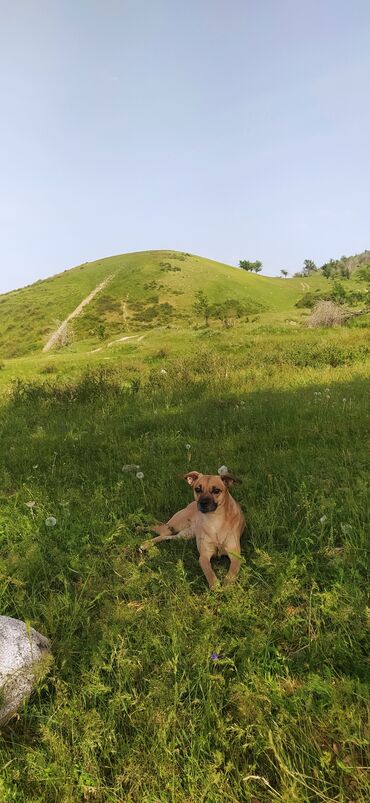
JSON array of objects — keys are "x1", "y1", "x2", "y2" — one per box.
[
  {"x1": 0, "y1": 328, "x2": 369, "y2": 801},
  {"x1": 1, "y1": 249, "x2": 367, "y2": 359}
]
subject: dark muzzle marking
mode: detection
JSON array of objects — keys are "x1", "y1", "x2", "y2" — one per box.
[{"x1": 198, "y1": 497, "x2": 217, "y2": 513}]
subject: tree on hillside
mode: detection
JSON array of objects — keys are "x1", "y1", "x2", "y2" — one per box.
[
  {"x1": 331, "y1": 281, "x2": 346, "y2": 305},
  {"x1": 239, "y1": 259, "x2": 263, "y2": 273},
  {"x1": 193, "y1": 290, "x2": 211, "y2": 326},
  {"x1": 321, "y1": 262, "x2": 333, "y2": 279},
  {"x1": 280, "y1": 269, "x2": 288, "y2": 278},
  {"x1": 303, "y1": 259, "x2": 317, "y2": 276},
  {"x1": 339, "y1": 263, "x2": 350, "y2": 279}
]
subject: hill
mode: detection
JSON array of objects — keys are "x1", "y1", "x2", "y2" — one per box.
[{"x1": 1, "y1": 248, "x2": 363, "y2": 360}]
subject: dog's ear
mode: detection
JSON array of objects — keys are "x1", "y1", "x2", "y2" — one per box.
[
  {"x1": 184, "y1": 471, "x2": 201, "y2": 487},
  {"x1": 220, "y1": 473, "x2": 242, "y2": 487}
]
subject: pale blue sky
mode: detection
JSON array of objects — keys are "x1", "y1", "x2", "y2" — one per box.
[{"x1": 1, "y1": 0, "x2": 369, "y2": 293}]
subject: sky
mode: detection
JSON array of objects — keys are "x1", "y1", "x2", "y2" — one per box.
[{"x1": 0, "y1": 0, "x2": 370, "y2": 294}]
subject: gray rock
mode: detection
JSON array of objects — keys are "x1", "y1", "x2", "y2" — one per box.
[{"x1": 0, "y1": 616, "x2": 51, "y2": 726}]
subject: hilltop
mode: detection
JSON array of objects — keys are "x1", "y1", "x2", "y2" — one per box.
[{"x1": 0, "y1": 249, "x2": 369, "y2": 360}]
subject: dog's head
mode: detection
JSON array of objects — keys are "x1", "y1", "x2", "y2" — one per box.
[{"x1": 184, "y1": 471, "x2": 241, "y2": 513}]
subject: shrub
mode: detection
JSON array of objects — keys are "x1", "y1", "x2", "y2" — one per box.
[
  {"x1": 308, "y1": 301, "x2": 349, "y2": 328},
  {"x1": 160, "y1": 262, "x2": 181, "y2": 272},
  {"x1": 40, "y1": 363, "x2": 56, "y2": 374}
]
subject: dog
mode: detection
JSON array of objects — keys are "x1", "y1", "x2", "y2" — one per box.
[{"x1": 140, "y1": 471, "x2": 245, "y2": 588}]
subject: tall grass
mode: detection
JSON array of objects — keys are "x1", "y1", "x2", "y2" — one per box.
[{"x1": 0, "y1": 343, "x2": 369, "y2": 801}]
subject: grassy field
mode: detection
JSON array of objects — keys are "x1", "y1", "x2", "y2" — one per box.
[{"x1": 0, "y1": 320, "x2": 369, "y2": 801}]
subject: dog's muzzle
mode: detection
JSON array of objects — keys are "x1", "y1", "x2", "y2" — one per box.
[{"x1": 198, "y1": 498, "x2": 217, "y2": 513}]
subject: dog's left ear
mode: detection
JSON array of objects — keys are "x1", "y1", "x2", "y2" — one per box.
[{"x1": 220, "y1": 473, "x2": 242, "y2": 487}]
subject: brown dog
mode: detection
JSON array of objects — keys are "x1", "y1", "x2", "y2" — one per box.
[{"x1": 140, "y1": 471, "x2": 245, "y2": 588}]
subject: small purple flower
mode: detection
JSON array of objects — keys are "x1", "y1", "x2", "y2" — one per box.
[{"x1": 211, "y1": 652, "x2": 219, "y2": 661}]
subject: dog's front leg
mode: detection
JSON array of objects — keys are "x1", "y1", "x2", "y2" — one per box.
[
  {"x1": 199, "y1": 550, "x2": 218, "y2": 589},
  {"x1": 224, "y1": 546, "x2": 242, "y2": 585},
  {"x1": 140, "y1": 527, "x2": 194, "y2": 551}
]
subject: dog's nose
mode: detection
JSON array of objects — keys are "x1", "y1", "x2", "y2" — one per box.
[{"x1": 199, "y1": 497, "x2": 212, "y2": 509}]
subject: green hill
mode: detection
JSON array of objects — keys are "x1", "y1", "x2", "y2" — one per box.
[{"x1": 1, "y1": 249, "x2": 360, "y2": 360}]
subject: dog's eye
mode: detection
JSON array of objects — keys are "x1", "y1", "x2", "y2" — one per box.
[
  {"x1": 194, "y1": 486, "x2": 202, "y2": 493},
  {"x1": 213, "y1": 488, "x2": 221, "y2": 495}
]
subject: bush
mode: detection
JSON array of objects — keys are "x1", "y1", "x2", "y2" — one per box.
[
  {"x1": 160, "y1": 262, "x2": 181, "y2": 272},
  {"x1": 308, "y1": 301, "x2": 349, "y2": 328}
]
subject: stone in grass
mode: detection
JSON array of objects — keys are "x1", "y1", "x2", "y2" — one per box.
[{"x1": 0, "y1": 616, "x2": 52, "y2": 726}]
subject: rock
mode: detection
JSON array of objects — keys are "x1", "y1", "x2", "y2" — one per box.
[{"x1": 0, "y1": 616, "x2": 52, "y2": 726}]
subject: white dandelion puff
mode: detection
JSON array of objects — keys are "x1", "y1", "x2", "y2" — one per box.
[
  {"x1": 45, "y1": 516, "x2": 57, "y2": 527},
  {"x1": 136, "y1": 471, "x2": 144, "y2": 480},
  {"x1": 218, "y1": 465, "x2": 229, "y2": 475}
]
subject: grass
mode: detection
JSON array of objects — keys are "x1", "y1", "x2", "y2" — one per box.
[
  {"x1": 0, "y1": 249, "x2": 368, "y2": 359},
  {"x1": 0, "y1": 329, "x2": 369, "y2": 801}
]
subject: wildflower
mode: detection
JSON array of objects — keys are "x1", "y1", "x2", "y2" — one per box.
[
  {"x1": 211, "y1": 652, "x2": 219, "y2": 661},
  {"x1": 160, "y1": 368, "x2": 167, "y2": 375},
  {"x1": 136, "y1": 471, "x2": 144, "y2": 480},
  {"x1": 218, "y1": 465, "x2": 228, "y2": 475},
  {"x1": 45, "y1": 516, "x2": 57, "y2": 527},
  {"x1": 320, "y1": 515, "x2": 327, "y2": 525}
]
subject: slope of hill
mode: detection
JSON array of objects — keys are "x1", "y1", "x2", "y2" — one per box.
[{"x1": 0, "y1": 250, "x2": 341, "y2": 359}]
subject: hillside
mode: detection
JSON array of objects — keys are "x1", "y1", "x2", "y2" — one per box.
[{"x1": 2, "y1": 249, "x2": 363, "y2": 360}]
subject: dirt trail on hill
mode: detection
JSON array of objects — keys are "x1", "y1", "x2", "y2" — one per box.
[
  {"x1": 90, "y1": 334, "x2": 145, "y2": 353},
  {"x1": 42, "y1": 275, "x2": 114, "y2": 352}
]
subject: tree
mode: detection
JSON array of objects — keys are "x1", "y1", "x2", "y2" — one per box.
[
  {"x1": 193, "y1": 290, "x2": 211, "y2": 326},
  {"x1": 280, "y1": 269, "x2": 288, "y2": 278},
  {"x1": 339, "y1": 263, "x2": 350, "y2": 279},
  {"x1": 303, "y1": 259, "x2": 317, "y2": 276},
  {"x1": 239, "y1": 259, "x2": 263, "y2": 273},
  {"x1": 321, "y1": 263, "x2": 332, "y2": 279},
  {"x1": 331, "y1": 281, "x2": 346, "y2": 305}
]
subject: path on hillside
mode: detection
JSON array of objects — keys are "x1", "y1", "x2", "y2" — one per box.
[
  {"x1": 42, "y1": 275, "x2": 114, "y2": 352},
  {"x1": 90, "y1": 334, "x2": 145, "y2": 353}
]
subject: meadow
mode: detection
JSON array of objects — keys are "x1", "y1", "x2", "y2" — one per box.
[{"x1": 0, "y1": 319, "x2": 369, "y2": 801}]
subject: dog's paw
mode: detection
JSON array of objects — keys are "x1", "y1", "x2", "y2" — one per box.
[
  {"x1": 208, "y1": 579, "x2": 222, "y2": 593},
  {"x1": 223, "y1": 575, "x2": 238, "y2": 588},
  {"x1": 139, "y1": 540, "x2": 151, "y2": 552}
]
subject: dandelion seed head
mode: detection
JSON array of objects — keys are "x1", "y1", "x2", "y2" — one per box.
[
  {"x1": 185, "y1": 444, "x2": 191, "y2": 450},
  {"x1": 136, "y1": 471, "x2": 144, "y2": 480},
  {"x1": 45, "y1": 516, "x2": 57, "y2": 527},
  {"x1": 218, "y1": 465, "x2": 228, "y2": 475}
]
